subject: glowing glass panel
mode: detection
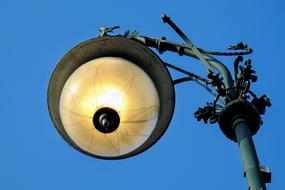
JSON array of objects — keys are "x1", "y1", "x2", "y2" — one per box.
[{"x1": 59, "y1": 57, "x2": 159, "y2": 157}]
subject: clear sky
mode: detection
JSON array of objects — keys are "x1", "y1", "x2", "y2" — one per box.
[{"x1": 1, "y1": 0, "x2": 284, "y2": 189}]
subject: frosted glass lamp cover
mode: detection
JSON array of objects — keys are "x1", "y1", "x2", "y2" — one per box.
[{"x1": 59, "y1": 57, "x2": 160, "y2": 157}]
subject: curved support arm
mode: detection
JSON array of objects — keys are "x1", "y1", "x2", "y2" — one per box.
[
  {"x1": 131, "y1": 36, "x2": 236, "y2": 98},
  {"x1": 184, "y1": 49, "x2": 235, "y2": 96}
]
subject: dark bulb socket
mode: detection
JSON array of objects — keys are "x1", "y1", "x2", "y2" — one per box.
[{"x1": 93, "y1": 107, "x2": 120, "y2": 133}]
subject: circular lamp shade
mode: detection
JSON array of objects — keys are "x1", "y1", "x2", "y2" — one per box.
[{"x1": 48, "y1": 36, "x2": 175, "y2": 159}]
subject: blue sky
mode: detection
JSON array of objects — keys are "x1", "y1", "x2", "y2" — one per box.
[{"x1": 1, "y1": 0, "x2": 284, "y2": 189}]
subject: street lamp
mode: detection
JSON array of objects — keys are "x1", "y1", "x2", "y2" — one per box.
[{"x1": 48, "y1": 15, "x2": 271, "y2": 189}]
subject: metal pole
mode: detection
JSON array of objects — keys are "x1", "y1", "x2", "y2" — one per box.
[
  {"x1": 233, "y1": 116, "x2": 266, "y2": 190},
  {"x1": 132, "y1": 18, "x2": 271, "y2": 188}
]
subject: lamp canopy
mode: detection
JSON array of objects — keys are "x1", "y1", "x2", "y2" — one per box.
[{"x1": 48, "y1": 36, "x2": 175, "y2": 159}]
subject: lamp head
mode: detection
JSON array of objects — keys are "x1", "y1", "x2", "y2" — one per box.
[{"x1": 48, "y1": 36, "x2": 175, "y2": 159}]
